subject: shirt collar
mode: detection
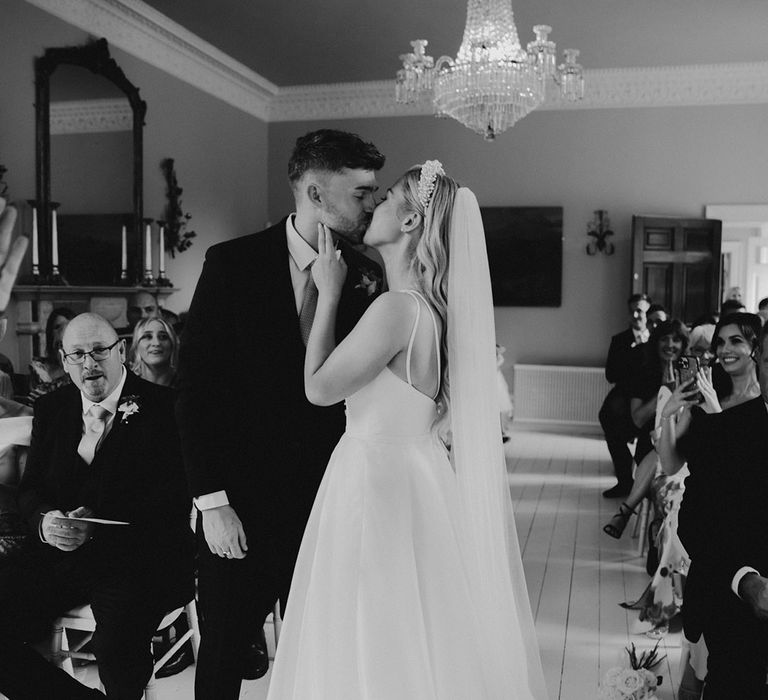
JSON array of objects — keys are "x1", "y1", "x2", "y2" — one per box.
[
  {"x1": 81, "y1": 366, "x2": 127, "y2": 417},
  {"x1": 633, "y1": 327, "x2": 649, "y2": 344},
  {"x1": 286, "y1": 215, "x2": 318, "y2": 272}
]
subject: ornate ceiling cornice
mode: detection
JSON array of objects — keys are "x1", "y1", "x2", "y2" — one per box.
[
  {"x1": 26, "y1": 0, "x2": 768, "y2": 129},
  {"x1": 50, "y1": 99, "x2": 132, "y2": 134},
  {"x1": 25, "y1": 0, "x2": 278, "y2": 121},
  {"x1": 270, "y1": 62, "x2": 768, "y2": 122}
]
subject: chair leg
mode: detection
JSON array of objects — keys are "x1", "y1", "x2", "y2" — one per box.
[
  {"x1": 272, "y1": 602, "x2": 282, "y2": 649},
  {"x1": 49, "y1": 624, "x2": 64, "y2": 668},
  {"x1": 185, "y1": 600, "x2": 200, "y2": 661}
]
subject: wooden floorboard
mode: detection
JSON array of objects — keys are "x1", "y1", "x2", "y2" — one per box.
[{"x1": 506, "y1": 428, "x2": 683, "y2": 700}]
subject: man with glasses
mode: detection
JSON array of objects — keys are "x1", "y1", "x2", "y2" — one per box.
[{"x1": 0, "y1": 313, "x2": 194, "y2": 699}]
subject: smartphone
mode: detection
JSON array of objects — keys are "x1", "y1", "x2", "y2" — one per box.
[{"x1": 674, "y1": 355, "x2": 703, "y2": 401}]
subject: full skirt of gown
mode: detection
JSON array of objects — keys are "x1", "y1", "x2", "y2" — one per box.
[{"x1": 266, "y1": 367, "x2": 539, "y2": 700}]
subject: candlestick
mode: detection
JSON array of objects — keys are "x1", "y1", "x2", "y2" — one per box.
[
  {"x1": 119, "y1": 225, "x2": 128, "y2": 283},
  {"x1": 144, "y1": 222, "x2": 151, "y2": 272},
  {"x1": 49, "y1": 202, "x2": 63, "y2": 284},
  {"x1": 51, "y1": 208, "x2": 59, "y2": 268},
  {"x1": 159, "y1": 224, "x2": 165, "y2": 274},
  {"x1": 142, "y1": 218, "x2": 156, "y2": 286},
  {"x1": 31, "y1": 208, "x2": 39, "y2": 267}
]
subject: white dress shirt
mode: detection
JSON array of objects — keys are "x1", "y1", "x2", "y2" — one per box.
[
  {"x1": 80, "y1": 366, "x2": 128, "y2": 440},
  {"x1": 194, "y1": 216, "x2": 317, "y2": 512}
]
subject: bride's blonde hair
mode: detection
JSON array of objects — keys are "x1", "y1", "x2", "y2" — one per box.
[{"x1": 395, "y1": 164, "x2": 458, "y2": 421}]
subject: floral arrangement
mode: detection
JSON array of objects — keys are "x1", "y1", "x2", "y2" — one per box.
[
  {"x1": 117, "y1": 395, "x2": 141, "y2": 424},
  {"x1": 598, "y1": 642, "x2": 665, "y2": 700},
  {"x1": 160, "y1": 158, "x2": 196, "y2": 256}
]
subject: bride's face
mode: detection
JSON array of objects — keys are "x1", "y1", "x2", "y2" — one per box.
[{"x1": 363, "y1": 184, "x2": 408, "y2": 248}]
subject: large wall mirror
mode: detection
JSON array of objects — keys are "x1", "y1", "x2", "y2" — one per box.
[{"x1": 35, "y1": 38, "x2": 146, "y2": 284}]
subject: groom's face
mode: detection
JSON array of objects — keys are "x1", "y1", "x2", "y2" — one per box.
[{"x1": 317, "y1": 168, "x2": 378, "y2": 244}]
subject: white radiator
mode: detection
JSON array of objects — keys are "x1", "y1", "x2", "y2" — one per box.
[{"x1": 512, "y1": 364, "x2": 609, "y2": 433}]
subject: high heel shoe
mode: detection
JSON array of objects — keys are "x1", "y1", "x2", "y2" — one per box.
[{"x1": 603, "y1": 502, "x2": 636, "y2": 539}]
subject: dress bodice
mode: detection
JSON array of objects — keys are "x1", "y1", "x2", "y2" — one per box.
[
  {"x1": 344, "y1": 289, "x2": 440, "y2": 440},
  {"x1": 344, "y1": 367, "x2": 438, "y2": 439}
]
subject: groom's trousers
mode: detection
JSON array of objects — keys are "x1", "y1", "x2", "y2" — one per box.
[{"x1": 194, "y1": 522, "x2": 300, "y2": 700}]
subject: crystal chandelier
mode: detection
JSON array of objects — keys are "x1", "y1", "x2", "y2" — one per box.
[{"x1": 395, "y1": 0, "x2": 584, "y2": 140}]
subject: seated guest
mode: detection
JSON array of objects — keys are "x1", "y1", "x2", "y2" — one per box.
[
  {"x1": 0, "y1": 313, "x2": 194, "y2": 699},
  {"x1": 0, "y1": 396, "x2": 33, "y2": 558},
  {"x1": 646, "y1": 303, "x2": 668, "y2": 332},
  {"x1": 25, "y1": 307, "x2": 75, "y2": 405},
  {"x1": 599, "y1": 293, "x2": 651, "y2": 498},
  {"x1": 128, "y1": 316, "x2": 178, "y2": 387},
  {"x1": 720, "y1": 298, "x2": 746, "y2": 318},
  {"x1": 603, "y1": 319, "x2": 689, "y2": 540},
  {"x1": 663, "y1": 313, "x2": 767, "y2": 699},
  {"x1": 758, "y1": 296, "x2": 768, "y2": 325}
]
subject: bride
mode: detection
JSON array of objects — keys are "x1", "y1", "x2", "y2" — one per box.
[{"x1": 266, "y1": 161, "x2": 547, "y2": 699}]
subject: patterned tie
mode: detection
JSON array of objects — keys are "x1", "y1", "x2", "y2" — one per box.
[
  {"x1": 299, "y1": 272, "x2": 318, "y2": 346},
  {"x1": 77, "y1": 405, "x2": 111, "y2": 465}
]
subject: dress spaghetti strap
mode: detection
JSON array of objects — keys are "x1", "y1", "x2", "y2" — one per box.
[{"x1": 402, "y1": 290, "x2": 441, "y2": 400}]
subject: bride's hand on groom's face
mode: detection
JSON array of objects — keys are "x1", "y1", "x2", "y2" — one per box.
[{"x1": 313, "y1": 223, "x2": 347, "y2": 299}]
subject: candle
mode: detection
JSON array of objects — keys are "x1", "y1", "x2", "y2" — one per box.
[
  {"x1": 159, "y1": 225, "x2": 165, "y2": 274},
  {"x1": 121, "y1": 225, "x2": 127, "y2": 271},
  {"x1": 31, "y1": 208, "x2": 39, "y2": 267},
  {"x1": 144, "y1": 223, "x2": 152, "y2": 272},
  {"x1": 51, "y1": 209, "x2": 59, "y2": 267}
]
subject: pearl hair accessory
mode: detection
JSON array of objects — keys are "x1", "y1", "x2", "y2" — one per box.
[{"x1": 417, "y1": 160, "x2": 445, "y2": 210}]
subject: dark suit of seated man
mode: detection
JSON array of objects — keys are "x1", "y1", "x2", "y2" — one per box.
[
  {"x1": 599, "y1": 293, "x2": 650, "y2": 498},
  {"x1": 0, "y1": 313, "x2": 194, "y2": 700}
]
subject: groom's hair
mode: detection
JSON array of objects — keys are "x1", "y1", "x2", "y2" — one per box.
[{"x1": 288, "y1": 129, "x2": 385, "y2": 186}]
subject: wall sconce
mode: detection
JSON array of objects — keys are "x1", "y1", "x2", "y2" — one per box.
[{"x1": 586, "y1": 209, "x2": 614, "y2": 255}]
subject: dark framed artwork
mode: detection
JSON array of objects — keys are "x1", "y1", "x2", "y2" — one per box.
[
  {"x1": 480, "y1": 206, "x2": 563, "y2": 307},
  {"x1": 58, "y1": 213, "x2": 136, "y2": 285}
]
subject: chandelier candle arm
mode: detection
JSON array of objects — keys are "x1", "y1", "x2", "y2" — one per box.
[{"x1": 395, "y1": 0, "x2": 584, "y2": 139}]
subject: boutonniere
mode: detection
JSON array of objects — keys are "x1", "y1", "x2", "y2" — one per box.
[
  {"x1": 355, "y1": 267, "x2": 382, "y2": 297},
  {"x1": 117, "y1": 395, "x2": 141, "y2": 424}
]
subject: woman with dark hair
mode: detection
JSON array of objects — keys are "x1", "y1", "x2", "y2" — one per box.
[
  {"x1": 655, "y1": 312, "x2": 762, "y2": 694},
  {"x1": 26, "y1": 307, "x2": 75, "y2": 405},
  {"x1": 659, "y1": 312, "x2": 762, "y2": 464},
  {"x1": 603, "y1": 319, "x2": 690, "y2": 539}
]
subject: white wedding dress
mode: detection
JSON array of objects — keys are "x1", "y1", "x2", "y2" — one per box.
[{"x1": 267, "y1": 291, "x2": 540, "y2": 700}]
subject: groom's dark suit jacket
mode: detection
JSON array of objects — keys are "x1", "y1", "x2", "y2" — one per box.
[
  {"x1": 17, "y1": 370, "x2": 195, "y2": 607},
  {"x1": 678, "y1": 397, "x2": 768, "y2": 643},
  {"x1": 176, "y1": 219, "x2": 379, "y2": 562}
]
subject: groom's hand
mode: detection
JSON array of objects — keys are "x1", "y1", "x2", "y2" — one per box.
[{"x1": 202, "y1": 504, "x2": 248, "y2": 559}]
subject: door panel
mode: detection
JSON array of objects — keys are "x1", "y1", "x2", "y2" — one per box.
[{"x1": 632, "y1": 216, "x2": 722, "y2": 324}]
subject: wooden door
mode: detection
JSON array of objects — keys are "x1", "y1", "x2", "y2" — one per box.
[{"x1": 631, "y1": 216, "x2": 722, "y2": 324}]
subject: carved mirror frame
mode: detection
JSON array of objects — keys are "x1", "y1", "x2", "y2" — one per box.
[{"x1": 35, "y1": 38, "x2": 146, "y2": 283}]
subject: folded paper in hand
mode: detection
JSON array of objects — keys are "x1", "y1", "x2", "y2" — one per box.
[{"x1": 64, "y1": 517, "x2": 130, "y2": 525}]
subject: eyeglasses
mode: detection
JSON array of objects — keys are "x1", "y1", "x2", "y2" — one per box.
[{"x1": 62, "y1": 339, "x2": 121, "y2": 365}]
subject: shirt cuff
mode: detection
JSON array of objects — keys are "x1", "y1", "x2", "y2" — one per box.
[
  {"x1": 732, "y1": 567, "x2": 761, "y2": 597},
  {"x1": 193, "y1": 490, "x2": 229, "y2": 511},
  {"x1": 38, "y1": 512, "x2": 49, "y2": 544}
]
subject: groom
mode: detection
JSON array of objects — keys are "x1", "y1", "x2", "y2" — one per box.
[{"x1": 176, "y1": 129, "x2": 385, "y2": 699}]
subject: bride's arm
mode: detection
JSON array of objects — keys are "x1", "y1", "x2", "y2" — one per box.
[{"x1": 304, "y1": 225, "x2": 410, "y2": 406}]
